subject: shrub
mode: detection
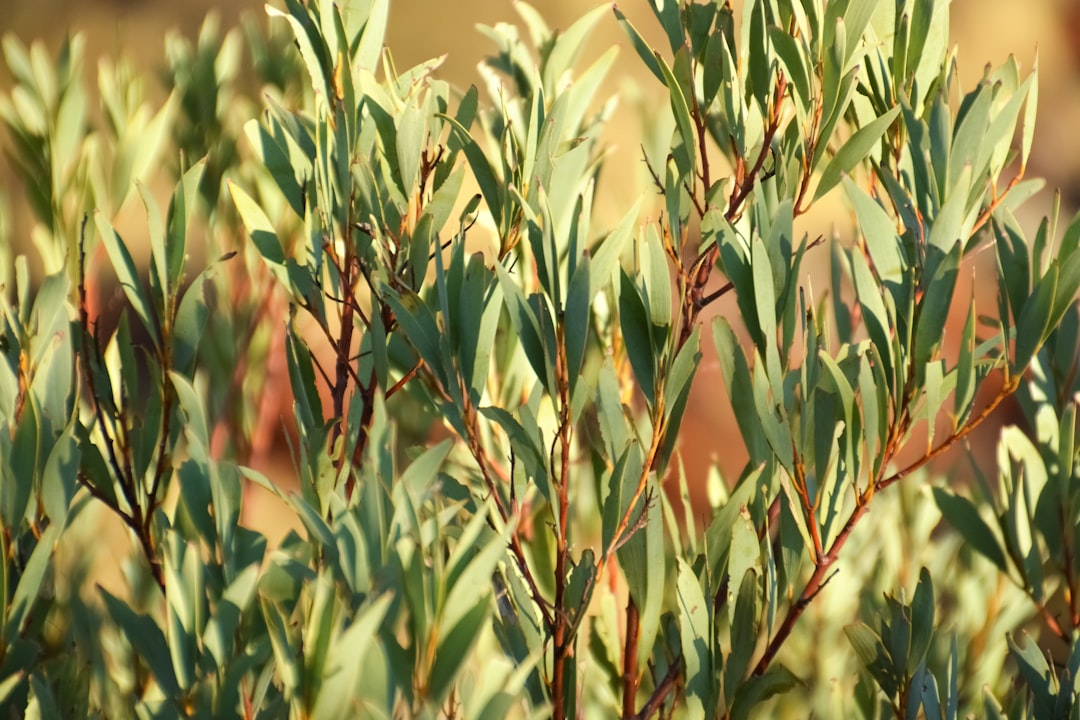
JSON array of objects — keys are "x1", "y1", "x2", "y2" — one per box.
[{"x1": 1, "y1": 0, "x2": 1079, "y2": 717}]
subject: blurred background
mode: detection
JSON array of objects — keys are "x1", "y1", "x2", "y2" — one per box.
[
  {"x1": 4, "y1": 0, "x2": 1078, "y2": 218},
  {"x1": 2, "y1": 0, "x2": 1078, "y2": 539}
]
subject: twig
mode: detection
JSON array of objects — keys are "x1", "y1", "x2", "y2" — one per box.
[
  {"x1": 632, "y1": 656, "x2": 682, "y2": 720},
  {"x1": 621, "y1": 599, "x2": 641, "y2": 719},
  {"x1": 753, "y1": 381, "x2": 1019, "y2": 677}
]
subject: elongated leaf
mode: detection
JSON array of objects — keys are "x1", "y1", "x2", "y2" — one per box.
[
  {"x1": 914, "y1": 243, "x2": 961, "y2": 382},
  {"x1": 619, "y1": 270, "x2": 656, "y2": 407},
  {"x1": 614, "y1": 6, "x2": 663, "y2": 83},
  {"x1": 656, "y1": 51, "x2": 696, "y2": 179},
  {"x1": 932, "y1": 488, "x2": 1007, "y2": 571},
  {"x1": 101, "y1": 588, "x2": 180, "y2": 697},
  {"x1": 677, "y1": 558, "x2": 712, "y2": 720},
  {"x1": 442, "y1": 115, "x2": 504, "y2": 233},
  {"x1": 815, "y1": 105, "x2": 901, "y2": 200},
  {"x1": 228, "y1": 181, "x2": 291, "y2": 288},
  {"x1": 1012, "y1": 269, "x2": 1056, "y2": 373},
  {"x1": 94, "y1": 212, "x2": 158, "y2": 344}
]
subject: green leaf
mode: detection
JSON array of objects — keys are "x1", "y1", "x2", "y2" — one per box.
[
  {"x1": 727, "y1": 508, "x2": 761, "y2": 623},
  {"x1": 730, "y1": 664, "x2": 800, "y2": 720},
  {"x1": 244, "y1": 119, "x2": 305, "y2": 217},
  {"x1": 846, "y1": 622, "x2": 895, "y2": 696},
  {"x1": 442, "y1": 115, "x2": 504, "y2": 234},
  {"x1": 3, "y1": 524, "x2": 60, "y2": 651},
  {"x1": 1007, "y1": 632, "x2": 1057, "y2": 715},
  {"x1": 725, "y1": 570, "x2": 760, "y2": 699},
  {"x1": 663, "y1": 326, "x2": 701, "y2": 427},
  {"x1": 1012, "y1": 268, "x2": 1056, "y2": 373},
  {"x1": 656, "y1": 51, "x2": 697, "y2": 179},
  {"x1": 932, "y1": 487, "x2": 1007, "y2": 572},
  {"x1": 40, "y1": 428, "x2": 78, "y2": 526},
  {"x1": 171, "y1": 258, "x2": 217, "y2": 375},
  {"x1": 619, "y1": 270, "x2": 656, "y2": 407},
  {"x1": 399, "y1": 438, "x2": 452, "y2": 501},
  {"x1": 589, "y1": 200, "x2": 639, "y2": 293},
  {"x1": 750, "y1": 235, "x2": 779, "y2": 368},
  {"x1": 310, "y1": 594, "x2": 392, "y2": 719},
  {"x1": 948, "y1": 83, "x2": 990, "y2": 189},
  {"x1": 356, "y1": 0, "x2": 389, "y2": 71},
  {"x1": 677, "y1": 558, "x2": 713, "y2": 720},
  {"x1": 953, "y1": 295, "x2": 977, "y2": 428},
  {"x1": 914, "y1": 242, "x2": 961, "y2": 382},
  {"x1": 623, "y1": 486, "x2": 665, "y2": 671},
  {"x1": 769, "y1": 27, "x2": 810, "y2": 110},
  {"x1": 566, "y1": 548, "x2": 597, "y2": 635},
  {"x1": 602, "y1": 442, "x2": 643, "y2": 551},
  {"x1": 101, "y1": 588, "x2": 180, "y2": 697},
  {"x1": 908, "y1": 568, "x2": 935, "y2": 669},
  {"x1": 167, "y1": 159, "x2": 205, "y2": 290},
  {"x1": 261, "y1": 596, "x2": 301, "y2": 697},
  {"x1": 1020, "y1": 57, "x2": 1038, "y2": 171},
  {"x1": 815, "y1": 105, "x2": 901, "y2": 201},
  {"x1": 94, "y1": 211, "x2": 158, "y2": 345},
  {"x1": 644, "y1": 226, "x2": 672, "y2": 328},
  {"x1": 714, "y1": 317, "x2": 771, "y2": 464},
  {"x1": 850, "y1": 247, "x2": 896, "y2": 392},
  {"x1": 614, "y1": 6, "x2": 663, "y2": 83},
  {"x1": 228, "y1": 181, "x2": 291, "y2": 288},
  {"x1": 541, "y1": 4, "x2": 609, "y2": 94},
  {"x1": 395, "y1": 101, "x2": 425, "y2": 196},
  {"x1": 495, "y1": 263, "x2": 549, "y2": 391},
  {"x1": 268, "y1": 1, "x2": 332, "y2": 107},
  {"x1": 429, "y1": 599, "x2": 491, "y2": 706},
  {"x1": 171, "y1": 371, "x2": 210, "y2": 464},
  {"x1": 6, "y1": 397, "x2": 40, "y2": 527},
  {"x1": 564, "y1": 254, "x2": 591, "y2": 399},
  {"x1": 927, "y1": 165, "x2": 972, "y2": 254},
  {"x1": 844, "y1": 178, "x2": 904, "y2": 285}
]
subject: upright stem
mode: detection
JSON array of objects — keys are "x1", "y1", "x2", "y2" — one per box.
[
  {"x1": 551, "y1": 322, "x2": 574, "y2": 720},
  {"x1": 621, "y1": 598, "x2": 641, "y2": 718}
]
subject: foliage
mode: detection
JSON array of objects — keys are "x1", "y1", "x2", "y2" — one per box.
[{"x1": 1, "y1": 0, "x2": 1079, "y2": 717}]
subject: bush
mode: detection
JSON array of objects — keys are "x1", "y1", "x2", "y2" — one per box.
[{"x1": 1, "y1": 0, "x2": 1078, "y2": 717}]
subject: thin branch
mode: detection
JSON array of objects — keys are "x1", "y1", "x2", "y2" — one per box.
[
  {"x1": 754, "y1": 379, "x2": 1019, "y2": 677},
  {"x1": 621, "y1": 599, "x2": 641, "y2": 719},
  {"x1": 632, "y1": 657, "x2": 682, "y2": 720},
  {"x1": 698, "y1": 280, "x2": 734, "y2": 308},
  {"x1": 386, "y1": 362, "x2": 421, "y2": 398},
  {"x1": 641, "y1": 145, "x2": 665, "y2": 195},
  {"x1": 876, "y1": 381, "x2": 1016, "y2": 493}
]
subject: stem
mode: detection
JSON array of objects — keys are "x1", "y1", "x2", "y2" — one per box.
[
  {"x1": 330, "y1": 233, "x2": 356, "y2": 457},
  {"x1": 632, "y1": 656, "x2": 682, "y2": 720},
  {"x1": 423, "y1": 365, "x2": 555, "y2": 631},
  {"x1": 754, "y1": 381, "x2": 1019, "y2": 676},
  {"x1": 876, "y1": 381, "x2": 1016, "y2": 493},
  {"x1": 77, "y1": 215, "x2": 164, "y2": 590},
  {"x1": 752, "y1": 508, "x2": 856, "y2": 676},
  {"x1": 621, "y1": 599, "x2": 641, "y2": 719},
  {"x1": 605, "y1": 416, "x2": 665, "y2": 565},
  {"x1": 551, "y1": 321, "x2": 575, "y2": 720}
]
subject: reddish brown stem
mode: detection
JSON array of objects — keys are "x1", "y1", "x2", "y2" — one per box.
[
  {"x1": 621, "y1": 598, "x2": 641, "y2": 719},
  {"x1": 631, "y1": 655, "x2": 682, "y2": 720},
  {"x1": 551, "y1": 322, "x2": 575, "y2": 720},
  {"x1": 753, "y1": 382, "x2": 1018, "y2": 677}
]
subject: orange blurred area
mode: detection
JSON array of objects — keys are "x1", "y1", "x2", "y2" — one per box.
[{"x1": 3, "y1": 0, "x2": 1077, "y2": 580}]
